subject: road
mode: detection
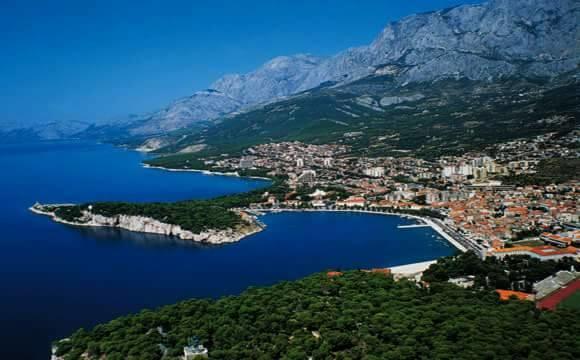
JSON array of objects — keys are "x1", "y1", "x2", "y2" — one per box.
[{"x1": 431, "y1": 218, "x2": 486, "y2": 258}]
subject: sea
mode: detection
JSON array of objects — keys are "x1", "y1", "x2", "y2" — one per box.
[{"x1": 0, "y1": 141, "x2": 454, "y2": 359}]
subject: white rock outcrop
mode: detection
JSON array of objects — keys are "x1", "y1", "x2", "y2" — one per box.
[{"x1": 31, "y1": 205, "x2": 263, "y2": 245}]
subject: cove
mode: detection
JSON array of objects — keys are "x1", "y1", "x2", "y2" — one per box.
[{"x1": 0, "y1": 141, "x2": 453, "y2": 359}]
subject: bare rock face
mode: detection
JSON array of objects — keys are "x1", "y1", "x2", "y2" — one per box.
[
  {"x1": 211, "y1": 54, "x2": 324, "y2": 105},
  {"x1": 80, "y1": 211, "x2": 262, "y2": 244},
  {"x1": 139, "y1": 0, "x2": 579, "y2": 135},
  {"x1": 302, "y1": 0, "x2": 579, "y2": 88},
  {"x1": 379, "y1": 94, "x2": 425, "y2": 107},
  {"x1": 128, "y1": 90, "x2": 243, "y2": 136},
  {"x1": 56, "y1": 0, "x2": 578, "y2": 139},
  {"x1": 32, "y1": 205, "x2": 263, "y2": 245}
]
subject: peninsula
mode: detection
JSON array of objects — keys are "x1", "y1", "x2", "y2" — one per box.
[{"x1": 30, "y1": 203, "x2": 263, "y2": 245}]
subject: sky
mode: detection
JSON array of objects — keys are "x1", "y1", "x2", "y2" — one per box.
[{"x1": 0, "y1": 0, "x2": 481, "y2": 128}]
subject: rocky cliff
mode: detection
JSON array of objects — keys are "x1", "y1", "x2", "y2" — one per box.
[
  {"x1": 300, "y1": 0, "x2": 579, "y2": 88},
  {"x1": 31, "y1": 205, "x2": 263, "y2": 245}
]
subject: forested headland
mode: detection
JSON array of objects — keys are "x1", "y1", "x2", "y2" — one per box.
[{"x1": 43, "y1": 178, "x2": 287, "y2": 234}]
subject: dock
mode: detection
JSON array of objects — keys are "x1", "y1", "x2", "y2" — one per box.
[{"x1": 397, "y1": 224, "x2": 431, "y2": 229}]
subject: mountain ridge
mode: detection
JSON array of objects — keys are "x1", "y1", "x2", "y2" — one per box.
[
  {"x1": 4, "y1": 0, "x2": 578, "y2": 142},
  {"x1": 88, "y1": 0, "x2": 580, "y2": 138}
]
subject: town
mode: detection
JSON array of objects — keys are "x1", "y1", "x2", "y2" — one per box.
[{"x1": 196, "y1": 131, "x2": 579, "y2": 260}]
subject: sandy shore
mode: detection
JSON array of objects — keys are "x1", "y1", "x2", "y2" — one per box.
[{"x1": 389, "y1": 260, "x2": 437, "y2": 275}]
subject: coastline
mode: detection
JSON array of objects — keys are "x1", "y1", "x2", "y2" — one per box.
[
  {"x1": 249, "y1": 208, "x2": 468, "y2": 253},
  {"x1": 143, "y1": 164, "x2": 467, "y2": 265},
  {"x1": 30, "y1": 205, "x2": 265, "y2": 245},
  {"x1": 142, "y1": 164, "x2": 272, "y2": 181},
  {"x1": 388, "y1": 260, "x2": 438, "y2": 275}
]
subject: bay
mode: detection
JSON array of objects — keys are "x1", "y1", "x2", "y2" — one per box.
[{"x1": 0, "y1": 142, "x2": 453, "y2": 359}]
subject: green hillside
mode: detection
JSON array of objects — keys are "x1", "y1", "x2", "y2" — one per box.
[
  {"x1": 145, "y1": 71, "x2": 579, "y2": 169},
  {"x1": 53, "y1": 270, "x2": 580, "y2": 360}
]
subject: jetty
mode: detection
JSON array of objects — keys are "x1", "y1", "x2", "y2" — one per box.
[{"x1": 397, "y1": 224, "x2": 431, "y2": 229}]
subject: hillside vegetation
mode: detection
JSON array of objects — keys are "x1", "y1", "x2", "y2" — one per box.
[
  {"x1": 500, "y1": 158, "x2": 580, "y2": 186},
  {"x1": 53, "y1": 180, "x2": 286, "y2": 233},
  {"x1": 146, "y1": 72, "x2": 579, "y2": 169},
  {"x1": 53, "y1": 269, "x2": 580, "y2": 360}
]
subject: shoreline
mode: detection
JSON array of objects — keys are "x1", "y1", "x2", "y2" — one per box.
[
  {"x1": 388, "y1": 260, "x2": 438, "y2": 275},
  {"x1": 30, "y1": 205, "x2": 265, "y2": 245},
  {"x1": 250, "y1": 208, "x2": 468, "y2": 253},
  {"x1": 142, "y1": 164, "x2": 272, "y2": 181}
]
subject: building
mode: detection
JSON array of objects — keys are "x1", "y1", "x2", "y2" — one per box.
[
  {"x1": 297, "y1": 170, "x2": 316, "y2": 185},
  {"x1": 267, "y1": 195, "x2": 279, "y2": 206},
  {"x1": 309, "y1": 189, "x2": 327, "y2": 199},
  {"x1": 337, "y1": 196, "x2": 366, "y2": 208},
  {"x1": 296, "y1": 158, "x2": 305, "y2": 168},
  {"x1": 473, "y1": 167, "x2": 488, "y2": 181},
  {"x1": 183, "y1": 337, "x2": 208, "y2": 359},
  {"x1": 489, "y1": 245, "x2": 578, "y2": 261},
  {"x1": 448, "y1": 276, "x2": 475, "y2": 288},
  {"x1": 496, "y1": 289, "x2": 534, "y2": 301},
  {"x1": 239, "y1": 156, "x2": 255, "y2": 169},
  {"x1": 184, "y1": 345, "x2": 208, "y2": 359},
  {"x1": 364, "y1": 166, "x2": 385, "y2": 178},
  {"x1": 533, "y1": 270, "x2": 579, "y2": 300},
  {"x1": 541, "y1": 232, "x2": 573, "y2": 248},
  {"x1": 311, "y1": 199, "x2": 326, "y2": 208}
]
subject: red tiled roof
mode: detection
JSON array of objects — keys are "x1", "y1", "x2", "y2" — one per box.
[
  {"x1": 530, "y1": 245, "x2": 577, "y2": 257},
  {"x1": 327, "y1": 271, "x2": 343, "y2": 278},
  {"x1": 537, "y1": 279, "x2": 580, "y2": 310},
  {"x1": 496, "y1": 289, "x2": 533, "y2": 301}
]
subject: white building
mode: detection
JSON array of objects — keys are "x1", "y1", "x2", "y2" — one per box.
[
  {"x1": 239, "y1": 156, "x2": 255, "y2": 169},
  {"x1": 364, "y1": 166, "x2": 385, "y2": 178},
  {"x1": 297, "y1": 170, "x2": 316, "y2": 184}
]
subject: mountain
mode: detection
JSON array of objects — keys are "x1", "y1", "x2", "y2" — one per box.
[
  {"x1": 297, "y1": 0, "x2": 579, "y2": 89},
  {"x1": 128, "y1": 54, "x2": 322, "y2": 136},
  {"x1": 0, "y1": 120, "x2": 92, "y2": 143},
  {"x1": 146, "y1": 68, "x2": 579, "y2": 169},
  {"x1": 211, "y1": 54, "x2": 324, "y2": 105},
  {"x1": 54, "y1": 55, "x2": 323, "y2": 140},
  {"x1": 125, "y1": 89, "x2": 243, "y2": 136},
  {"x1": 10, "y1": 0, "x2": 577, "y2": 143},
  {"x1": 125, "y1": 0, "x2": 579, "y2": 140}
]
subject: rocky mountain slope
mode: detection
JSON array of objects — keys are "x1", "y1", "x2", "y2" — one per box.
[
  {"x1": 6, "y1": 0, "x2": 578, "y2": 142},
  {"x1": 147, "y1": 67, "x2": 579, "y2": 166},
  {"x1": 125, "y1": 0, "x2": 580, "y2": 139},
  {"x1": 298, "y1": 0, "x2": 579, "y2": 89}
]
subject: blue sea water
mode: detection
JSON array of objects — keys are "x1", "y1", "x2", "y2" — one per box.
[{"x1": 0, "y1": 141, "x2": 453, "y2": 359}]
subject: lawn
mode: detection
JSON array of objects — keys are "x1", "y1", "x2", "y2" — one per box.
[{"x1": 558, "y1": 291, "x2": 580, "y2": 311}]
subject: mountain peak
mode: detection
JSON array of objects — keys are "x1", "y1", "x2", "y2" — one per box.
[
  {"x1": 211, "y1": 54, "x2": 324, "y2": 104},
  {"x1": 60, "y1": 0, "x2": 579, "y2": 139}
]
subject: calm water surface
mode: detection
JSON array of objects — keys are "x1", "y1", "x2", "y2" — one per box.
[{"x1": 0, "y1": 141, "x2": 453, "y2": 359}]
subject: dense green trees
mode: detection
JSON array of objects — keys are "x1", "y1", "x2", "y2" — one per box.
[
  {"x1": 423, "y1": 251, "x2": 577, "y2": 292},
  {"x1": 52, "y1": 178, "x2": 288, "y2": 233},
  {"x1": 55, "y1": 270, "x2": 580, "y2": 360}
]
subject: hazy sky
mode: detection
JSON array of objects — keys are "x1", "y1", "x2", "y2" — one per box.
[{"x1": 0, "y1": 0, "x2": 481, "y2": 127}]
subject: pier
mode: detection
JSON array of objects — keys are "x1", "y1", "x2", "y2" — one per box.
[{"x1": 397, "y1": 224, "x2": 431, "y2": 229}]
